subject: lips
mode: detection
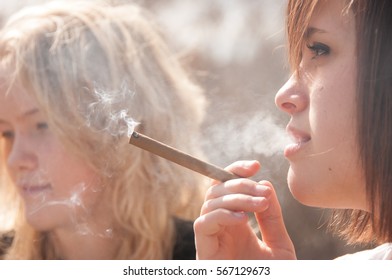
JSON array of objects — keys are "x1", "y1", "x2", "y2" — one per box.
[
  {"x1": 284, "y1": 126, "x2": 311, "y2": 157},
  {"x1": 20, "y1": 183, "x2": 52, "y2": 197}
]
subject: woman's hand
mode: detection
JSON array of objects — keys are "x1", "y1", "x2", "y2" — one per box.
[{"x1": 194, "y1": 160, "x2": 296, "y2": 259}]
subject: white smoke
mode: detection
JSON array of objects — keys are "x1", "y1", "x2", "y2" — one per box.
[{"x1": 203, "y1": 112, "x2": 290, "y2": 164}]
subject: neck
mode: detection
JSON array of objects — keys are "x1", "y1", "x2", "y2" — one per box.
[
  {"x1": 46, "y1": 223, "x2": 120, "y2": 259},
  {"x1": 45, "y1": 183, "x2": 121, "y2": 259}
]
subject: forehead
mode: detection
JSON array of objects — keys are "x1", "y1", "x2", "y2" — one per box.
[
  {"x1": 0, "y1": 83, "x2": 38, "y2": 120},
  {"x1": 310, "y1": 0, "x2": 355, "y2": 34}
]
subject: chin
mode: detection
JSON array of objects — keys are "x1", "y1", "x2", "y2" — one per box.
[
  {"x1": 26, "y1": 216, "x2": 51, "y2": 232},
  {"x1": 286, "y1": 168, "x2": 321, "y2": 207},
  {"x1": 287, "y1": 178, "x2": 346, "y2": 209},
  {"x1": 288, "y1": 183, "x2": 313, "y2": 206},
  {"x1": 24, "y1": 207, "x2": 60, "y2": 232}
]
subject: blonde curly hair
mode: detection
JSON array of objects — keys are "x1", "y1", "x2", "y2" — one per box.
[{"x1": 0, "y1": 0, "x2": 207, "y2": 259}]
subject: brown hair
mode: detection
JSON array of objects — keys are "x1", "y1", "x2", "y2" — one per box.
[{"x1": 286, "y1": 0, "x2": 392, "y2": 244}]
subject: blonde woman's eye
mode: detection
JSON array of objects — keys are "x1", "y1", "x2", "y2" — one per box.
[
  {"x1": 306, "y1": 42, "x2": 330, "y2": 59},
  {"x1": 36, "y1": 122, "x2": 49, "y2": 130},
  {"x1": 1, "y1": 130, "x2": 14, "y2": 140}
]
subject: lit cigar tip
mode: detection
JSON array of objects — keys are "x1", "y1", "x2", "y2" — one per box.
[{"x1": 129, "y1": 131, "x2": 139, "y2": 144}]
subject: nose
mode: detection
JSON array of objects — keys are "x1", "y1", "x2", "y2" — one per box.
[
  {"x1": 7, "y1": 133, "x2": 38, "y2": 172},
  {"x1": 275, "y1": 73, "x2": 309, "y2": 115}
]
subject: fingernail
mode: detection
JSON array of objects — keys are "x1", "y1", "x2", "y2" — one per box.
[
  {"x1": 241, "y1": 160, "x2": 257, "y2": 168},
  {"x1": 252, "y1": 197, "x2": 268, "y2": 207},
  {"x1": 255, "y1": 184, "x2": 271, "y2": 196},
  {"x1": 233, "y1": 211, "x2": 246, "y2": 218}
]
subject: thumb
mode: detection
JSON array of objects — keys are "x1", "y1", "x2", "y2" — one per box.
[
  {"x1": 225, "y1": 160, "x2": 261, "y2": 177},
  {"x1": 211, "y1": 160, "x2": 261, "y2": 185},
  {"x1": 255, "y1": 180, "x2": 295, "y2": 253}
]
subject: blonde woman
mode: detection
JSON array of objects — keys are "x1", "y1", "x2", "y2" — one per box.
[{"x1": 0, "y1": 1, "x2": 207, "y2": 259}]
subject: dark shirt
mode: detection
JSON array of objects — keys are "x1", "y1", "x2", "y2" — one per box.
[
  {"x1": 172, "y1": 218, "x2": 196, "y2": 260},
  {"x1": 0, "y1": 219, "x2": 196, "y2": 260},
  {"x1": 0, "y1": 230, "x2": 14, "y2": 259}
]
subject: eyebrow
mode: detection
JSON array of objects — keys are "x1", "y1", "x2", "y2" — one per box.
[
  {"x1": 304, "y1": 27, "x2": 327, "y2": 39},
  {"x1": 20, "y1": 108, "x2": 40, "y2": 119},
  {"x1": 0, "y1": 108, "x2": 40, "y2": 124}
]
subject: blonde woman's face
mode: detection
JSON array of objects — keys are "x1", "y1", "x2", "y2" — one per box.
[
  {"x1": 275, "y1": 0, "x2": 367, "y2": 210},
  {"x1": 0, "y1": 85, "x2": 106, "y2": 233}
]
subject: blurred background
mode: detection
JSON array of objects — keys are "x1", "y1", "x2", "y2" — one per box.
[{"x1": 0, "y1": 0, "x2": 368, "y2": 259}]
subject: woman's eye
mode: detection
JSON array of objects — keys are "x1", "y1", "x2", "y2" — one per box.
[
  {"x1": 1, "y1": 130, "x2": 14, "y2": 140},
  {"x1": 306, "y1": 42, "x2": 330, "y2": 59},
  {"x1": 36, "y1": 122, "x2": 49, "y2": 130}
]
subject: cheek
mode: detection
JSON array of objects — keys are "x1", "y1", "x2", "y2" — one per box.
[
  {"x1": 35, "y1": 144, "x2": 65, "y2": 183},
  {"x1": 35, "y1": 134, "x2": 104, "y2": 211},
  {"x1": 51, "y1": 156, "x2": 100, "y2": 197},
  {"x1": 311, "y1": 64, "x2": 357, "y2": 143},
  {"x1": 43, "y1": 155, "x2": 104, "y2": 217},
  {"x1": 39, "y1": 140, "x2": 100, "y2": 194}
]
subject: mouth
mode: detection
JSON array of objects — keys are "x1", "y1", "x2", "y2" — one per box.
[
  {"x1": 21, "y1": 183, "x2": 52, "y2": 197},
  {"x1": 284, "y1": 126, "x2": 311, "y2": 157}
]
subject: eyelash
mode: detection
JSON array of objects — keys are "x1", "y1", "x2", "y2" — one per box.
[
  {"x1": 0, "y1": 122, "x2": 48, "y2": 140},
  {"x1": 36, "y1": 122, "x2": 49, "y2": 130},
  {"x1": 306, "y1": 42, "x2": 330, "y2": 59},
  {"x1": 1, "y1": 131, "x2": 14, "y2": 139}
]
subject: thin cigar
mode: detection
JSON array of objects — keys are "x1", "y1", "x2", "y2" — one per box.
[{"x1": 129, "y1": 131, "x2": 239, "y2": 182}]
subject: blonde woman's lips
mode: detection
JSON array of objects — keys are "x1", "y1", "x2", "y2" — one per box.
[{"x1": 21, "y1": 183, "x2": 51, "y2": 197}]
